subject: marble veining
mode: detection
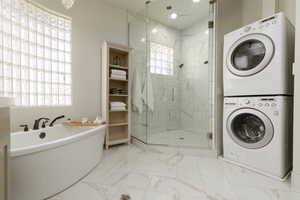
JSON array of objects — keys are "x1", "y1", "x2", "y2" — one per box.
[{"x1": 50, "y1": 144, "x2": 300, "y2": 200}]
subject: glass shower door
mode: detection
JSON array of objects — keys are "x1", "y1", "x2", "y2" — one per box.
[
  {"x1": 145, "y1": 0, "x2": 213, "y2": 148},
  {"x1": 128, "y1": 13, "x2": 148, "y2": 143},
  {"x1": 129, "y1": 0, "x2": 214, "y2": 149}
]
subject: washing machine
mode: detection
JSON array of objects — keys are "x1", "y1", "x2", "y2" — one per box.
[
  {"x1": 223, "y1": 96, "x2": 293, "y2": 180},
  {"x1": 223, "y1": 12, "x2": 295, "y2": 97}
]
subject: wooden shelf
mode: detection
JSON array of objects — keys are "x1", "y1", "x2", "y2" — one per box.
[
  {"x1": 109, "y1": 94, "x2": 128, "y2": 97},
  {"x1": 108, "y1": 138, "x2": 130, "y2": 146},
  {"x1": 109, "y1": 78, "x2": 128, "y2": 82},
  {"x1": 109, "y1": 64, "x2": 128, "y2": 70},
  {"x1": 102, "y1": 41, "x2": 131, "y2": 149},
  {"x1": 109, "y1": 110, "x2": 128, "y2": 112},
  {"x1": 109, "y1": 122, "x2": 128, "y2": 127}
]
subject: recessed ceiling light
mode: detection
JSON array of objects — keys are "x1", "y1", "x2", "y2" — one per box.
[
  {"x1": 193, "y1": 0, "x2": 201, "y2": 3},
  {"x1": 205, "y1": 30, "x2": 209, "y2": 35},
  {"x1": 141, "y1": 38, "x2": 146, "y2": 42},
  {"x1": 152, "y1": 28, "x2": 158, "y2": 34},
  {"x1": 170, "y1": 12, "x2": 178, "y2": 19}
]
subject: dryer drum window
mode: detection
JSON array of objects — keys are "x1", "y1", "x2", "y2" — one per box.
[
  {"x1": 226, "y1": 34, "x2": 274, "y2": 77},
  {"x1": 227, "y1": 108, "x2": 274, "y2": 149},
  {"x1": 231, "y1": 113, "x2": 266, "y2": 143},
  {"x1": 231, "y1": 40, "x2": 266, "y2": 71}
]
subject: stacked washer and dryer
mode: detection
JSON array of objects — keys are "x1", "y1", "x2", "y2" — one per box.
[{"x1": 223, "y1": 13, "x2": 295, "y2": 180}]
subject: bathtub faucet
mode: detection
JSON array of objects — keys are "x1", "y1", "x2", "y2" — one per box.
[
  {"x1": 49, "y1": 115, "x2": 65, "y2": 127},
  {"x1": 33, "y1": 118, "x2": 50, "y2": 130}
]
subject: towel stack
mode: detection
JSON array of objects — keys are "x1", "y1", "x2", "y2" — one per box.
[
  {"x1": 111, "y1": 69, "x2": 127, "y2": 80},
  {"x1": 110, "y1": 101, "x2": 127, "y2": 111},
  {"x1": 110, "y1": 88, "x2": 128, "y2": 95}
]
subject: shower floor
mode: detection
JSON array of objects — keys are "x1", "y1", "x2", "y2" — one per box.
[{"x1": 148, "y1": 130, "x2": 211, "y2": 148}]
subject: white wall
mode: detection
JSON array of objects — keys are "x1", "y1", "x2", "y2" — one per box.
[
  {"x1": 279, "y1": 0, "x2": 295, "y2": 25},
  {"x1": 10, "y1": 0, "x2": 128, "y2": 131},
  {"x1": 240, "y1": 0, "x2": 295, "y2": 26},
  {"x1": 241, "y1": 0, "x2": 262, "y2": 25}
]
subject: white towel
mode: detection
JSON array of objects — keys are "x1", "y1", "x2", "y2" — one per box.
[
  {"x1": 110, "y1": 106, "x2": 126, "y2": 111},
  {"x1": 110, "y1": 101, "x2": 126, "y2": 107},
  {"x1": 111, "y1": 74, "x2": 127, "y2": 80},
  {"x1": 132, "y1": 67, "x2": 143, "y2": 114},
  {"x1": 111, "y1": 69, "x2": 127, "y2": 76}
]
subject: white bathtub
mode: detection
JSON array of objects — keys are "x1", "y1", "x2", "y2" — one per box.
[{"x1": 10, "y1": 124, "x2": 106, "y2": 200}]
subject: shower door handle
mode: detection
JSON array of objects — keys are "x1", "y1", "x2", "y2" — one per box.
[{"x1": 172, "y1": 88, "x2": 175, "y2": 102}]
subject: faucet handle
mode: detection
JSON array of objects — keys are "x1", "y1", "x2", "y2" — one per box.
[
  {"x1": 20, "y1": 124, "x2": 29, "y2": 132},
  {"x1": 42, "y1": 120, "x2": 49, "y2": 128}
]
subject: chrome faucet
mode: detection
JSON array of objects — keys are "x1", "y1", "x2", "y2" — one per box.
[
  {"x1": 49, "y1": 115, "x2": 65, "y2": 127},
  {"x1": 33, "y1": 118, "x2": 50, "y2": 130}
]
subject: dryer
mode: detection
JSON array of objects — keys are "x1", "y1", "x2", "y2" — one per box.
[
  {"x1": 223, "y1": 96, "x2": 293, "y2": 180},
  {"x1": 223, "y1": 12, "x2": 295, "y2": 97}
]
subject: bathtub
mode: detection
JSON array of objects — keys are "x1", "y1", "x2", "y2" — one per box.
[{"x1": 10, "y1": 124, "x2": 106, "y2": 200}]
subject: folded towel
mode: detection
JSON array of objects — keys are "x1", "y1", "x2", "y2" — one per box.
[
  {"x1": 111, "y1": 74, "x2": 127, "y2": 80},
  {"x1": 110, "y1": 106, "x2": 127, "y2": 111},
  {"x1": 110, "y1": 102, "x2": 126, "y2": 107},
  {"x1": 111, "y1": 69, "x2": 127, "y2": 76}
]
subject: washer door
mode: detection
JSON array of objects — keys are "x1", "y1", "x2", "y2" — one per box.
[
  {"x1": 226, "y1": 34, "x2": 274, "y2": 77},
  {"x1": 227, "y1": 108, "x2": 274, "y2": 149}
]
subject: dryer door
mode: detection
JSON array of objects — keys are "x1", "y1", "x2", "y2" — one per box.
[
  {"x1": 226, "y1": 34, "x2": 274, "y2": 77},
  {"x1": 226, "y1": 108, "x2": 274, "y2": 149}
]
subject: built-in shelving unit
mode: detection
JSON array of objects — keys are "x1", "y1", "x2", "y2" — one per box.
[{"x1": 102, "y1": 41, "x2": 131, "y2": 149}]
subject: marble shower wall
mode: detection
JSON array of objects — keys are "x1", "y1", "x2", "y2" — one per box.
[{"x1": 179, "y1": 18, "x2": 210, "y2": 135}]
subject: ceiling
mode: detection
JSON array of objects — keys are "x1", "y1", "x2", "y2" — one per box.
[{"x1": 101, "y1": 0, "x2": 210, "y2": 30}]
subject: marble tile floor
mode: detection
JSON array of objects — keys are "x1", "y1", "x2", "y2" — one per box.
[
  {"x1": 148, "y1": 130, "x2": 211, "y2": 148},
  {"x1": 50, "y1": 144, "x2": 300, "y2": 200}
]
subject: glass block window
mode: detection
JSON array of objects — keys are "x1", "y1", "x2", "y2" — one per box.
[
  {"x1": 150, "y1": 42, "x2": 174, "y2": 76},
  {"x1": 0, "y1": 0, "x2": 72, "y2": 106}
]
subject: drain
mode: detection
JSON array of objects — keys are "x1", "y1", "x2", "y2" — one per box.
[
  {"x1": 39, "y1": 132, "x2": 46, "y2": 139},
  {"x1": 120, "y1": 194, "x2": 131, "y2": 200}
]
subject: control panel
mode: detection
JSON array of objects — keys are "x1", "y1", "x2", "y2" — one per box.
[
  {"x1": 224, "y1": 97, "x2": 278, "y2": 108},
  {"x1": 241, "y1": 14, "x2": 278, "y2": 35}
]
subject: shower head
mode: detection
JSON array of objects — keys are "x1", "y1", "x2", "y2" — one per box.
[{"x1": 179, "y1": 64, "x2": 184, "y2": 68}]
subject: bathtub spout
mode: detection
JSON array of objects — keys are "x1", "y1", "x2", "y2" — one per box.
[{"x1": 49, "y1": 115, "x2": 65, "y2": 127}]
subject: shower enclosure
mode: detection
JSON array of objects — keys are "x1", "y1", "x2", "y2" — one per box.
[{"x1": 129, "y1": 0, "x2": 215, "y2": 149}]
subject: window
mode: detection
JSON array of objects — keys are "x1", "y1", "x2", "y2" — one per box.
[
  {"x1": 150, "y1": 42, "x2": 174, "y2": 76},
  {"x1": 0, "y1": 0, "x2": 72, "y2": 106}
]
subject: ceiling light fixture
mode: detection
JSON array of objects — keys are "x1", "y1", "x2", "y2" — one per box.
[
  {"x1": 152, "y1": 28, "x2": 158, "y2": 34},
  {"x1": 170, "y1": 12, "x2": 178, "y2": 19},
  {"x1": 62, "y1": 0, "x2": 75, "y2": 9},
  {"x1": 193, "y1": 0, "x2": 201, "y2": 3}
]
